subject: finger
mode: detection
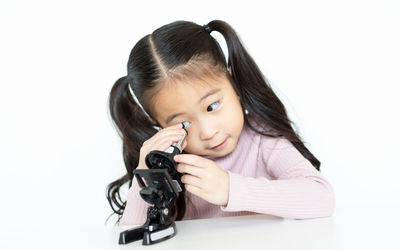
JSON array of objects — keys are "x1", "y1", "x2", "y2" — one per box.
[
  {"x1": 177, "y1": 163, "x2": 203, "y2": 178},
  {"x1": 174, "y1": 154, "x2": 208, "y2": 167},
  {"x1": 154, "y1": 123, "x2": 186, "y2": 137},
  {"x1": 184, "y1": 184, "x2": 202, "y2": 196},
  {"x1": 157, "y1": 127, "x2": 187, "y2": 139},
  {"x1": 169, "y1": 122, "x2": 184, "y2": 129},
  {"x1": 181, "y1": 174, "x2": 202, "y2": 189},
  {"x1": 146, "y1": 130, "x2": 185, "y2": 149},
  {"x1": 153, "y1": 129, "x2": 186, "y2": 145},
  {"x1": 151, "y1": 134, "x2": 186, "y2": 151}
]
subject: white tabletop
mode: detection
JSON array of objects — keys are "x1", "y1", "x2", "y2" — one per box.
[
  {"x1": 2, "y1": 206, "x2": 399, "y2": 250},
  {"x1": 114, "y1": 214, "x2": 333, "y2": 250},
  {"x1": 107, "y1": 206, "x2": 399, "y2": 250}
]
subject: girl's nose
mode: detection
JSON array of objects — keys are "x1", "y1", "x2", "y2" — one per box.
[{"x1": 198, "y1": 118, "x2": 218, "y2": 140}]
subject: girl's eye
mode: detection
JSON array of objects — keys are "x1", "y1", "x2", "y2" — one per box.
[{"x1": 207, "y1": 101, "x2": 220, "y2": 112}]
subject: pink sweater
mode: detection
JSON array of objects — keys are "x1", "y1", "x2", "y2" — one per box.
[{"x1": 119, "y1": 124, "x2": 335, "y2": 225}]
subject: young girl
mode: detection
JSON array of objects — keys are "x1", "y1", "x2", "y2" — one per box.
[{"x1": 107, "y1": 20, "x2": 334, "y2": 225}]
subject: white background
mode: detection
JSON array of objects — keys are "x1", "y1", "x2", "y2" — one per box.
[{"x1": 1, "y1": 0, "x2": 399, "y2": 248}]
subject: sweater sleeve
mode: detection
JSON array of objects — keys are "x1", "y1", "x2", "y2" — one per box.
[
  {"x1": 220, "y1": 137, "x2": 335, "y2": 219},
  {"x1": 118, "y1": 176, "x2": 151, "y2": 226}
]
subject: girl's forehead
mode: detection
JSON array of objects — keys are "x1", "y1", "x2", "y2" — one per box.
[
  {"x1": 164, "y1": 79, "x2": 214, "y2": 96},
  {"x1": 154, "y1": 78, "x2": 219, "y2": 106},
  {"x1": 157, "y1": 73, "x2": 230, "y2": 101}
]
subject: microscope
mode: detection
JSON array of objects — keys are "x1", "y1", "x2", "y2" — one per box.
[{"x1": 118, "y1": 122, "x2": 190, "y2": 245}]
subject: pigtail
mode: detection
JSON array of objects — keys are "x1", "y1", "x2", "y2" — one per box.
[
  {"x1": 107, "y1": 76, "x2": 158, "y2": 221},
  {"x1": 208, "y1": 20, "x2": 321, "y2": 170}
]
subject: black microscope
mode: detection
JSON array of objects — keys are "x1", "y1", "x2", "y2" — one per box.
[{"x1": 118, "y1": 121, "x2": 190, "y2": 245}]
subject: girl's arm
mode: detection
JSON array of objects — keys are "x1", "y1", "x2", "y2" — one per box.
[
  {"x1": 118, "y1": 176, "x2": 151, "y2": 225},
  {"x1": 221, "y1": 137, "x2": 335, "y2": 219}
]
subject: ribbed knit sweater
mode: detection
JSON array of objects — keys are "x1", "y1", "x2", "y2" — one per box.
[{"x1": 119, "y1": 123, "x2": 335, "y2": 225}]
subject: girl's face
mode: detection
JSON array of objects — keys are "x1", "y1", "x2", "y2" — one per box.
[{"x1": 150, "y1": 73, "x2": 244, "y2": 158}]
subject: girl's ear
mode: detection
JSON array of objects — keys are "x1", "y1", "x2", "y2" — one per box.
[{"x1": 228, "y1": 66, "x2": 232, "y2": 75}]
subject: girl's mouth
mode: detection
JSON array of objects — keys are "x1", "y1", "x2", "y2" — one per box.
[{"x1": 211, "y1": 138, "x2": 228, "y2": 150}]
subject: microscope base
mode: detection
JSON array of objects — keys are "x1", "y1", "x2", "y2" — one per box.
[{"x1": 119, "y1": 222, "x2": 177, "y2": 245}]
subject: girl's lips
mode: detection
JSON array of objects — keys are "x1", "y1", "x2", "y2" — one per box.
[{"x1": 211, "y1": 138, "x2": 228, "y2": 150}]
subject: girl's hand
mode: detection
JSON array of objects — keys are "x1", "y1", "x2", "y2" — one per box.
[
  {"x1": 137, "y1": 123, "x2": 188, "y2": 170},
  {"x1": 174, "y1": 154, "x2": 229, "y2": 206}
]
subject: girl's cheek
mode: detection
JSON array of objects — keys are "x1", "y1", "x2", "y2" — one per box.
[
  {"x1": 181, "y1": 140, "x2": 188, "y2": 150},
  {"x1": 182, "y1": 137, "x2": 196, "y2": 153}
]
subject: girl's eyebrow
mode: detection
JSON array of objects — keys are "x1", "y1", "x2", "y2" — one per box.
[
  {"x1": 198, "y1": 88, "x2": 221, "y2": 103},
  {"x1": 165, "y1": 88, "x2": 221, "y2": 124}
]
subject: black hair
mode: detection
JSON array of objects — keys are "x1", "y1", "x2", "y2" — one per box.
[{"x1": 107, "y1": 20, "x2": 320, "y2": 223}]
